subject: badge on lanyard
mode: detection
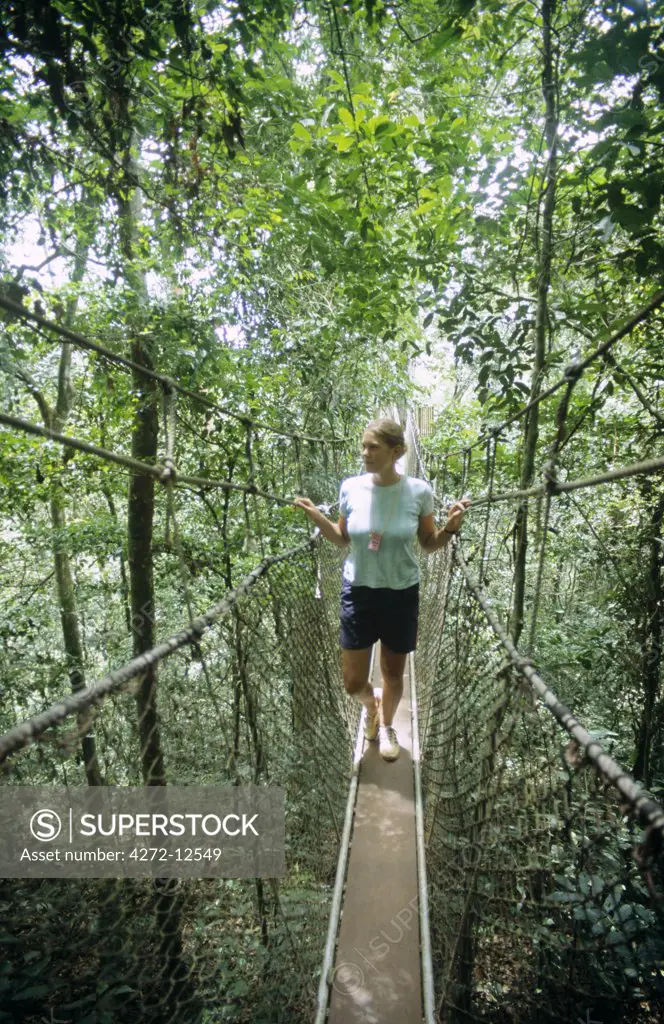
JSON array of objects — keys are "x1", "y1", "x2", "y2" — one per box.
[{"x1": 368, "y1": 531, "x2": 382, "y2": 551}]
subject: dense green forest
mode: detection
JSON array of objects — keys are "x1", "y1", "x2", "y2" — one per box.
[{"x1": 0, "y1": 0, "x2": 663, "y2": 1021}]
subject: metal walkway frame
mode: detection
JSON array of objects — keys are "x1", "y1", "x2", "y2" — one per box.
[{"x1": 315, "y1": 644, "x2": 436, "y2": 1023}]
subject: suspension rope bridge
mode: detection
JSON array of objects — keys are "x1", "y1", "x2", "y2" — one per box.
[{"x1": 1, "y1": 290, "x2": 663, "y2": 1023}]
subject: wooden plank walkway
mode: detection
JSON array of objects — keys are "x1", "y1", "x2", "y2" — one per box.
[{"x1": 328, "y1": 645, "x2": 423, "y2": 1023}]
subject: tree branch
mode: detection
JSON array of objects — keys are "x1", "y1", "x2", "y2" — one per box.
[
  {"x1": 603, "y1": 350, "x2": 664, "y2": 426},
  {"x1": 387, "y1": 6, "x2": 442, "y2": 44}
]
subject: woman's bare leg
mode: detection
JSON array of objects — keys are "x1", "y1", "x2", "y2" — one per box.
[
  {"x1": 380, "y1": 644, "x2": 407, "y2": 727},
  {"x1": 342, "y1": 647, "x2": 378, "y2": 713}
]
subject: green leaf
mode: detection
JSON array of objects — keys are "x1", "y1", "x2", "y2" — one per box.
[
  {"x1": 414, "y1": 200, "x2": 437, "y2": 216},
  {"x1": 14, "y1": 984, "x2": 52, "y2": 999},
  {"x1": 367, "y1": 114, "x2": 390, "y2": 134},
  {"x1": 336, "y1": 135, "x2": 355, "y2": 153},
  {"x1": 326, "y1": 69, "x2": 346, "y2": 90},
  {"x1": 338, "y1": 107, "x2": 355, "y2": 131},
  {"x1": 292, "y1": 123, "x2": 311, "y2": 142},
  {"x1": 612, "y1": 204, "x2": 653, "y2": 229}
]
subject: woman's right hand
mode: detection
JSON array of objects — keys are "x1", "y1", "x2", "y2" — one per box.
[
  {"x1": 293, "y1": 496, "x2": 320, "y2": 521},
  {"x1": 294, "y1": 497, "x2": 349, "y2": 548}
]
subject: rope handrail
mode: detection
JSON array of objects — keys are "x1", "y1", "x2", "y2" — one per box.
[
  {"x1": 426, "y1": 449, "x2": 664, "y2": 509},
  {"x1": 0, "y1": 509, "x2": 355, "y2": 1017},
  {"x1": 413, "y1": 393, "x2": 664, "y2": 1020},
  {"x1": 0, "y1": 294, "x2": 349, "y2": 446},
  {"x1": 425, "y1": 286, "x2": 664, "y2": 464},
  {"x1": 0, "y1": 409, "x2": 296, "y2": 506},
  {"x1": 0, "y1": 538, "x2": 314, "y2": 762},
  {"x1": 452, "y1": 543, "x2": 664, "y2": 840}
]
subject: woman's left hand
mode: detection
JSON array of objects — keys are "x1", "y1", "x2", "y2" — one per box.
[{"x1": 445, "y1": 498, "x2": 471, "y2": 535}]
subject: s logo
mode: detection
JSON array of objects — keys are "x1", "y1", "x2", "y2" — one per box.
[{"x1": 30, "y1": 809, "x2": 62, "y2": 842}]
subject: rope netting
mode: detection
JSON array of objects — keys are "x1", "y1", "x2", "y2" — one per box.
[
  {"x1": 0, "y1": 307, "x2": 362, "y2": 1022},
  {"x1": 407, "y1": 311, "x2": 664, "y2": 1023},
  {"x1": 2, "y1": 286, "x2": 664, "y2": 1023},
  {"x1": 0, "y1": 537, "x2": 361, "y2": 1023}
]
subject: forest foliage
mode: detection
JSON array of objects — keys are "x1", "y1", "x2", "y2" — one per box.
[{"x1": 0, "y1": 0, "x2": 663, "y2": 1020}]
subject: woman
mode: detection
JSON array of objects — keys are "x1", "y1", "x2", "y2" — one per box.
[{"x1": 294, "y1": 418, "x2": 469, "y2": 762}]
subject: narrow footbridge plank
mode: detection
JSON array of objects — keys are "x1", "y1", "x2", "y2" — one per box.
[{"x1": 328, "y1": 647, "x2": 423, "y2": 1023}]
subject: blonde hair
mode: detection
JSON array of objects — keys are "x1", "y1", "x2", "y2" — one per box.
[{"x1": 365, "y1": 418, "x2": 408, "y2": 454}]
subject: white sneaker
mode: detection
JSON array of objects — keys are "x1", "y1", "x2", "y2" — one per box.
[{"x1": 379, "y1": 725, "x2": 400, "y2": 762}]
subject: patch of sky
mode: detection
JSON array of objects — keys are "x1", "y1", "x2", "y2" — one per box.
[
  {"x1": 6, "y1": 217, "x2": 69, "y2": 288},
  {"x1": 201, "y1": 6, "x2": 232, "y2": 34},
  {"x1": 140, "y1": 140, "x2": 168, "y2": 165},
  {"x1": 216, "y1": 323, "x2": 246, "y2": 348}
]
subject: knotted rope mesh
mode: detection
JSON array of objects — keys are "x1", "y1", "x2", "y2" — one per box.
[
  {"x1": 409, "y1": 404, "x2": 664, "y2": 1023},
  {"x1": 3, "y1": 291, "x2": 664, "y2": 1021},
  {"x1": 0, "y1": 535, "x2": 360, "y2": 1024},
  {"x1": 0, "y1": 305, "x2": 363, "y2": 1022}
]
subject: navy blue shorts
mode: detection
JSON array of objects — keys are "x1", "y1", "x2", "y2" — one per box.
[{"x1": 340, "y1": 579, "x2": 420, "y2": 654}]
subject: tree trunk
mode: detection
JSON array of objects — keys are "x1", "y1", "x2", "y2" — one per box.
[
  {"x1": 116, "y1": 130, "x2": 190, "y2": 1018},
  {"x1": 42, "y1": 204, "x2": 103, "y2": 785},
  {"x1": 126, "y1": 340, "x2": 165, "y2": 787},
  {"x1": 118, "y1": 137, "x2": 166, "y2": 788},
  {"x1": 510, "y1": 0, "x2": 558, "y2": 647},
  {"x1": 50, "y1": 480, "x2": 102, "y2": 785},
  {"x1": 100, "y1": 478, "x2": 132, "y2": 634},
  {"x1": 97, "y1": 410, "x2": 132, "y2": 633}
]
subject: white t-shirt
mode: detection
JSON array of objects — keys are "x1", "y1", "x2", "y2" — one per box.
[{"x1": 339, "y1": 474, "x2": 435, "y2": 589}]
